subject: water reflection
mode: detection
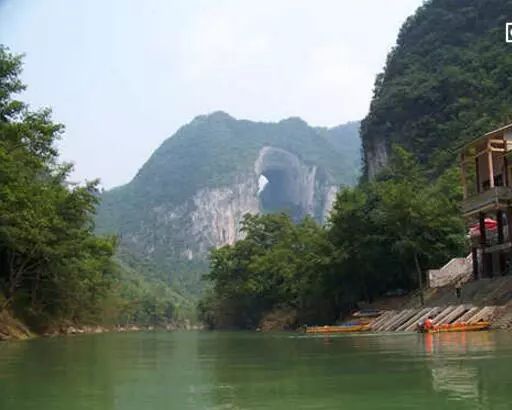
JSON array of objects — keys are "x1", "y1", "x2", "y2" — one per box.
[
  {"x1": 420, "y1": 332, "x2": 501, "y2": 407},
  {"x1": 198, "y1": 331, "x2": 512, "y2": 410},
  {"x1": 421, "y1": 331, "x2": 496, "y2": 355}
]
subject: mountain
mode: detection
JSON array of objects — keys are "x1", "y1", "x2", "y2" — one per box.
[
  {"x1": 361, "y1": 0, "x2": 512, "y2": 179},
  {"x1": 96, "y1": 112, "x2": 360, "y2": 294}
]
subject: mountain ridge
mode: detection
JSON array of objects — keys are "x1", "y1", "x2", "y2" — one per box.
[
  {"x1": 96, "y1": 112, "x2": 360, "y2": 294},
  {"x1": 361, "y1": 0, "x2": 512, "y2": 179}
]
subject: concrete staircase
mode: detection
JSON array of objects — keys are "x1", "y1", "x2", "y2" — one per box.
[
  {"x1": 406, "y1": 276, "x2": 512, "y2": 308},
  {"x1": 428, "y1": 253, "x2": 473, "y2": 288},
  {"x1": 368, "y1": 304, "x2": 497, "y2": 332}
]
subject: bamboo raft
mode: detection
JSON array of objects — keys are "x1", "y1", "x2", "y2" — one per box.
[{"x1": 305, "y1": 323, "x2": 370, "y2": 334}]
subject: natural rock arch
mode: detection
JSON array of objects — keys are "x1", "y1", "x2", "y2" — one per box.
[{"x1": 254, "y1": 146, "x2": 317, "y2": 221}]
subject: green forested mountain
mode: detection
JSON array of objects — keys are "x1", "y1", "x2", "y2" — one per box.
[
  {"x1": 362, "y1": 0, "x2": 512, "y2": 178},
  {"x1": 316, "y1": 121, "x2": 361, "y2": 174},
  {"x1": 96, "y1": 114, "x2": 360, "y2": 295},
  {"x1": 98, "y1": 113, "x2": 359, "y2": 229}
]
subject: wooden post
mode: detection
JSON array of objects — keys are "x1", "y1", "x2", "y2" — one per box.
[
  {"x1": 500, "y1": 252, "x2": 507, "y2": 276},
  {"x1": 476, "y1": 156, "x2": 481, "y2": 193},
  {"x1": 505, "y1": 156, "x2": 509, "y2": 187},
  {"x1": 472, "y1": 247, "x2": 479, "y2": 280},
  {"x1": 479, "y1": 212, "x2": 488, "y2": 278},
  {"x1": 488, "y1": 253, "x2": 495, "y2": 278},
  {"x1": 507, "y1": 208, "x2": 512, "y2": 243},
  {"x1": 461, "y1": 153, "x2": 468, "y2": 199},
  {"x1": 479, "y1": 212, "x2": 487, "y2": 246},
  {"x1": 488, "y1": 148, "x2": 495, "y2": 188},
  {"x1": 498, "y1": 210, "x2": 504, "y2": 244},
  {"x1": 504, "y1": 135, "x2": 509, "y2": 187}
]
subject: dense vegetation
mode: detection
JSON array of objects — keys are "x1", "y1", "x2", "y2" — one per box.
[
  {"x1": 96, "y1": 112, "x2": 360, "y2": 296},
  {"x1": 362, "y1": 0, "x2": 512, "y2": 178},
  {"x1": 0, "y1": 46, "x2": 186, "y2": 332},
  {"x1": 199, "y1": 147, "x2": 466, "y2": 329},
  {"x1": 201, "y1": 0, "x2": 512, "y2": 328}
]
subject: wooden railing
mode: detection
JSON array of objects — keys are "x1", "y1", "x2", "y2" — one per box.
[
  {"x1": 462, "y1": 186, "x2": 512, "y2": 216},
  {"x1": 470, "y1": 227, "x2": 510, "y2": 247}
]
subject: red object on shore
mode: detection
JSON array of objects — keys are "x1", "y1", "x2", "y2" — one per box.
[
  {"x1": 469, "y1": 218, "x2": 497, "y2": 237},
  {"x1": 424, "y1": 318, "x2": 434, "y2": 330}
]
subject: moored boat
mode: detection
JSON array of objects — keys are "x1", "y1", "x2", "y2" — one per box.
[
  {"x1": 352, "y1": 309, "x2": 382, "y2": 318},
  {"x1": 424, "y1": 321, "x2": 490, "y2": 333},
  {"x1": 305, "y1": 323, "x2": 370, "y2": 334}
]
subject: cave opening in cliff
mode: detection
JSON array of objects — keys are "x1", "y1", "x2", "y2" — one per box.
[{"x1": 258, "y1": 168, "x2": 304, "y2": 222}]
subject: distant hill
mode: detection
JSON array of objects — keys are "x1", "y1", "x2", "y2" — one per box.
[
  {"x1": 361, "y1": 0, "x2": 512, "y2": 179},
  {"x1": 316, "y1": 121, "x2": 361, "y2": 173},
  {"x1": 96, "y1": 112, "x2": 360, "y2": 294}
]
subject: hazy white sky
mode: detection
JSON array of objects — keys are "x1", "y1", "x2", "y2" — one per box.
[{"x1": 0, "y1": 0, "x2": 422, "y2": 188}]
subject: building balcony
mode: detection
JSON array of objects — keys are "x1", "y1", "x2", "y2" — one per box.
[
  {"x1": 462, "y1": 186, "x2": 512, "y2": 217},
  {"x1": 470, "y1": 227, "x2": 511, "y2": 248}
]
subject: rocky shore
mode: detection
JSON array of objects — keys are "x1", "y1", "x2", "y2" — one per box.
[{"x1": 0, "y1": 312, "x2": 204, "y2": 342}]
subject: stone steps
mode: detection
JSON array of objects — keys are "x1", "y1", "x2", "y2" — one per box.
[
  {"x1": 395, "y1": 307, "x2": 432, "y2": 332},
  {"x1": 379, "y1": 309, "x2": 416, "y2": 332},
  {"x1": 440, "y1": 305, "x2": 471, "y2": 324},
  {"x1": 453, "y1": 306, "x2": 480, "y2": 323},
  {"x1": 367, "y1": 304, "x2": 497, "y2": 332},
  {"x1": 467, "y1": 306, "x2": 497, "y2": 323},
  {"x1": 431, "y1": 305, "x2": 456, "y2": 325},
  {"x1": 403, "y1": 307, "x2": 443, "y2": 331},
  {"x1": 369, "y1": 311, "x2": 396, "y2": 331}
]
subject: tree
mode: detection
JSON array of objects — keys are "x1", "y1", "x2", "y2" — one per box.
[
  {"x1": 201, "y1": 213, "x2": 336, "y2": 328},
  {"x1": 0, "y1": 46, "x2": 119, "y2": 326},
  {"x1": 329, "y1": 145, "x2": 465, "y2": 305}
]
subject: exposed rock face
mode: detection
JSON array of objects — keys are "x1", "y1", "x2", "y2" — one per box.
[
  {"x1": 189, "y1": 176, "x2": 260, "y2": 251},
  {"x1": 364, "y1": 137, "x2": 389, "y2": 180},
  {"x1": 146, "y1": 146, "x2": 338, "y2": 259},
  {"x1": 96, "y1": 112, "x2": 359, "y2": 290}
]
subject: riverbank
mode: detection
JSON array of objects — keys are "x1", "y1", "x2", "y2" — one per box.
[
  {"x1": 0, "y1": 309, "x2": 203, "y2": 342},
  {"x1": 0, "y1": 310, "x2": 33, "y2": 341}
]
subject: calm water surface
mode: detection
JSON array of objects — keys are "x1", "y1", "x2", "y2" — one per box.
[{"x1": 1, "y1": 330, "x2": 511, "y2": 409}]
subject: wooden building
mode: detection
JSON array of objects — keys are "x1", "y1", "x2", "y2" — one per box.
[{"x1": 460, "y1": 123, "x2": 512, "y2": 279}]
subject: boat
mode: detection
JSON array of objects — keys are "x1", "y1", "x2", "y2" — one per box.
[
  {"x1": 352, "y1": 309, "x2": 382, "y2": 318},
  {"x1": 304, "y1": 323, "x2": 370, "y2": 334},
  {"x1": 424, "y1": 321, "x2": 490, "y2": 333}
]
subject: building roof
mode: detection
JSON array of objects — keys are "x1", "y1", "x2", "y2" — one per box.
[{"x1": 456, "y1": 122, "x2": 512, "y2": 153}]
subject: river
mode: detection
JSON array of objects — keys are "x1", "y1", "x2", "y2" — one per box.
[{"x1": 0, "y1": 330, "x2": 511, "y2": 409}]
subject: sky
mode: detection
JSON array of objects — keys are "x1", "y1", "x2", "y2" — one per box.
[{"x1": 0, "y1": 0, "x2": 422, "y2": 188}]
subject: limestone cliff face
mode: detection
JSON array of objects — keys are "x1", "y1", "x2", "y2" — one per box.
[
  {"x1": 96, "y1": 112, "x2": 359, "y2": 290},
  {"x1": 363, "y1": 136, "x2": 389, "y2": 180},
  {"x1": 189, "y1": 176, "x2": 259, "y2": 252},
  {"x1": 141, "y1": 146, "x2": 338, "y2": 262}
]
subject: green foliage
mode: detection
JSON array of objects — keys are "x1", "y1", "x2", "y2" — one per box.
[
  {"x1": 199, "y1": 213, "x2": 337, "y2": 329},
  {"x1": 0, "y1": 45, "x2": 183, "y2": 329},
  {"x1": 201, "y1": 147, "x2": 466, "y2": 329},
  {"x1": 105, "y1": 257, "x2": 194, "y2": 326},
  {"x1": 0, "y1": 45, "x2": 115, "y2": 324},
  {"x1": 362, "y1": 0, "x2": 512, "y2": 177},
  {"x1": 330, "y1": 146, "x2": 465, "y2": 300}
]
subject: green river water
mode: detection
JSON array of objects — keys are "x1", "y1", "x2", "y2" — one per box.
[{"x1": 0, "y1": 330, "x2": 511, "y2": 409}]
